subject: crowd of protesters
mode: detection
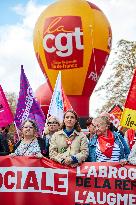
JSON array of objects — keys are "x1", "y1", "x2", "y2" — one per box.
[{"x1": 0, "y1": 109, "x2": 136, "y2": 167}]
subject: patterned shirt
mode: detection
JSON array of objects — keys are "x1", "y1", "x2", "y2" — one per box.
[{"x1": 15, "y1": 138, "x2": 41, "y2": 156}]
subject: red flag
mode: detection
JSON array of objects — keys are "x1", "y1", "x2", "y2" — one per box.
[
  {"x1": 108, "y1": 104, "x2": 123, "y2": 127},
  {"x1": 62, "y1": 88, "x2": 72, "y2": 112},
  {"x1": 0, "y1": 85, "x2": 13, "y2": 127},
  {"x1": 124, "y1": 69, "x2": 136, "y2": 110}
]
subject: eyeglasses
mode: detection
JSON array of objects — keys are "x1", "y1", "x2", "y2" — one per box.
[{"x1": 47, "y1": 121, "x2": 58, "y2": 125}]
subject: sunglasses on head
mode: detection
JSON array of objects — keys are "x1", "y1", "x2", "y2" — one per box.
[{"x1": 47, "y1": 121, "x2": 58, "y2": 125}]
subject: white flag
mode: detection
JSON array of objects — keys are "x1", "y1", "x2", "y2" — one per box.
[{"x1": 48, "y1": 72, "x2": 64, "y2": 122}]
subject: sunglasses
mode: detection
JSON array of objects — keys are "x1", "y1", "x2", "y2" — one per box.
[{"x1": 47, "y1": 121, "x2": 58, "y2": 125}]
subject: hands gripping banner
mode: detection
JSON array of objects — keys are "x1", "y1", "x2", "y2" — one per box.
[{"x1": 0, "y1": 157, "x2": 136, "y2": 205}]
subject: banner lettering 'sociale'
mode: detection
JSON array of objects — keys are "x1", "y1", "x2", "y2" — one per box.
[{"x1": 0, "y1": 157, "x2": 136, "y2": 205}]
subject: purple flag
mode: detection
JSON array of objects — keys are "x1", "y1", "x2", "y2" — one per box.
[{"x1": 14, "y1": 66, "x2": 45, "y2": 135}]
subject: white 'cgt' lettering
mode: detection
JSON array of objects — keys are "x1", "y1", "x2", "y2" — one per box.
[{"x1": 43, "y1": 27, "x2": 84, "y2": 57}]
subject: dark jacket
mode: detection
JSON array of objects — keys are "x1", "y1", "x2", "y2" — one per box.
[
  {"x1": 0, "y1": 133, "x2": 10, "y2": 155},
  {"x1": 14, "y1": 137, "x2": 48, "y2": 157}
]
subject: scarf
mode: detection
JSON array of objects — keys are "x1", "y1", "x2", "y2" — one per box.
[
  {"x1": 63, "y1": 128, "x2": 75, "y2": 145},
  {"x1": 63, "y1": 128, "x2": 74, "y2": 137},
  {"x1": 98, "y1": 130, "x2": 114, "y2": 158}
]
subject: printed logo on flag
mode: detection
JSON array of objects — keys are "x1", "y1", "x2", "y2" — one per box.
[
  {"x1": 56, "y1": 91, "x2": 63, "y2": 110},
  {"x1": 14, "y1": 67, "x2": 45, "y2": 135},
  {"x1": 109, "y1": 104, "x2": 123, "y2": 128},
  {"x1": 43, "y1": 16, "x2": 84, "y2": 70}
]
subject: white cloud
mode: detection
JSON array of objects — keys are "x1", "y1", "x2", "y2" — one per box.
[
  {"x1": 89, "y1": 0, "x2": 136, "y2": 116},
  {"x1": 90, "y1": 0, "x2": 136, "y2": 47},
  {"x1": 0, "y1": 1, "x2": 47, "y2": 94},
  {"x1": 0, "y1": 0, "x2": 136, "y2": 116}
]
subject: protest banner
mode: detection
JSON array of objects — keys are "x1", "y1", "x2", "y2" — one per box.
[{"x1": 0, "y1": 157, "x2": 136, "y2": 205}]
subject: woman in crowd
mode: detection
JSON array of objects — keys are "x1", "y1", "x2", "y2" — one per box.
[
  {"x1": 43, "y1": 116, "x2": 60, "y2": 157},
  {"x1": 88, "y1": 116, "x2": 130, "y2": 162},
  {"x1": 49, "y1": 110, "x2": 88, "y2": 167},
  {"x1": 11, "y1": 119, "x2": 47, "y2": 157},
  {"x1": 100, "y1": 111, "x2": 124, "y2": 137},
  {"x1": 124, "y1": 128, "x2": 136, "y2": 150},
  {"x1": 86, "y1": 117, "x2": 95, "y2": 140},
  {"x1": 0, "y1": 126, "x2": 10, "y2": 155},
  {"x1": 128, "y1": 141, "x2": 136, "y2": 165}
]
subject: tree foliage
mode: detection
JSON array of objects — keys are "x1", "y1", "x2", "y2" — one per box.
[
  {"x1": 5, "y1": 92, "x2": 17, "y2": 115},
  {"x1": 95, "y1": 39, "x2": 136, "y2": 113}
]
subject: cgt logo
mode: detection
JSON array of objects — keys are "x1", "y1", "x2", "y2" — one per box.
[{"x1": 42, "y1": 16, "x2": 84, "y2": 70}]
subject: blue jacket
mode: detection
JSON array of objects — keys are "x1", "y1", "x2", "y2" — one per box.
[{"x1": 88, "y1": 131, "x2": 130, "y2": 162}]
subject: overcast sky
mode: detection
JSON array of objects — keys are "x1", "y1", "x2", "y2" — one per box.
[{"x1": 0, "y1": 0, "x2": 136, "y2": 115}]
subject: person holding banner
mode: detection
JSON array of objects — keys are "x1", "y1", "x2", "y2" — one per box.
[
  {"x1": 86, "y1": 117, "x2": 95, "y2": 140},
  {"x1": 0, "y1": 126, "x2": 10, "y2": 155},
  {"x1": 11, "y1": 119, "x2": 47, "y2": 158},
  {"x1": 49, "y1": 110, "x2": 88, "y2": 167},
  {"x1": 100, "y1": 111, "x2": 124, "y2": 137},
  {"x1": 88, "y1": 116, "x2": 130, "y2": 163},
  {"x1": 128, "y1": 141, "x2": 136, "y2": 165},
  {"x1": 124, "y1": 128, "x2": 136, "y2": 150}
]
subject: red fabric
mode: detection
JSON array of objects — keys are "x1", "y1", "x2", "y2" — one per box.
[
  {"x1": 109, "y1": 104, "x2": 123, "y2": 120},
  {"x1": 126, "y1": 129, "x2": 135, "y2": 149},
  {"x1": 98, "y1": 130, "x2": 114, "y2": 158},
  {"x1": 125, "y1": 68, "x2": 136, "y2": 110},
  {"x1": 62, "y1": 88, "x2": 72, "y2": 111},
  {"x1": 0, "y1": 157, "x2": 136, "y2": 205}
]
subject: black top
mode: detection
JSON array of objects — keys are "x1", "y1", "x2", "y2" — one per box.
[{"x1": 0, "y1": 133, "x2": 10, "y2": 155}]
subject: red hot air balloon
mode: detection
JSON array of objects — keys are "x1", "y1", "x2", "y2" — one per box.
[
  {"x1": 35, "y1": 82, "x2": 52, "y2": 116},
  {"x1": 34, "y1": 0, "x2": 112, "y2": 121}
]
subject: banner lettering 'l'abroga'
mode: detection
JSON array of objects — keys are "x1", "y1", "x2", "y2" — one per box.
[{"x1": 0, "y1": 157, "x2": 136, "y2": 205}]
